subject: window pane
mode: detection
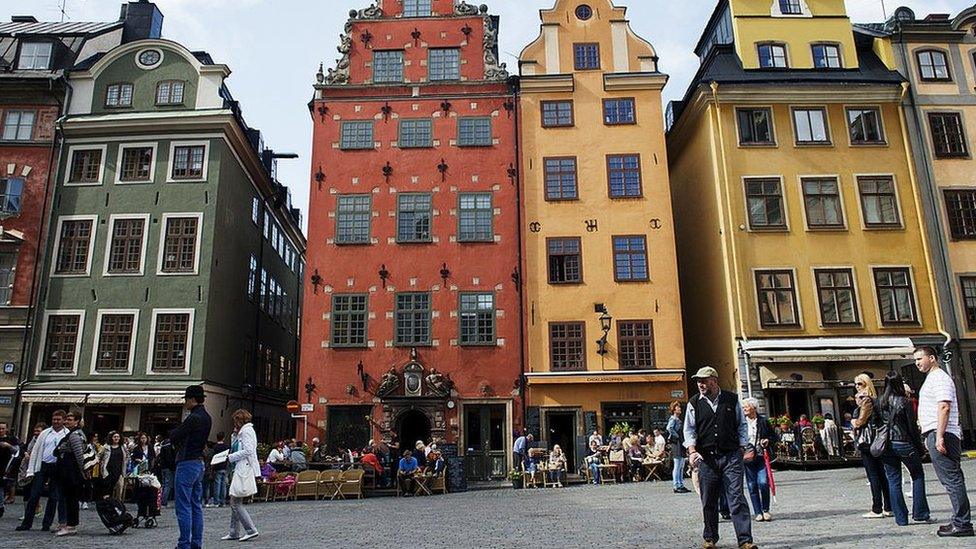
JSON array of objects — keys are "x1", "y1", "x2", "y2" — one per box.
[
  {"x1": 544, "y1": 158, "x2": 578, "y2": 200},
  {"x1": 607, "y1": 154, "x2": 641, "y2": 198},
  {"x1": 161, "y1": 217, "x2": 199, "y2": 273},
  {"x1": 458, "y1": 118, "x2": 492, "y2": 146},
  {"x1": 108, "y1": 217, "x2": 145, "y2": 274},
  {"x1": 331, "y1": 294, "x2": 368, "y2": 347},
  {"x1": 395, "y1": 292, "x2": 431, "y2": 345},
  {"x1": 373, "y1": 50, "x2": 404, "y2": 83},
  {"x1": 458, "y1": 192, "x2": 493, "y2": 242},
  {"x1": 542, "y1": 101, "x2": 573, "y2": 127},
  {"x1": 737, "y1": 109, "x2": 772, "y2": 144},
  {"x1": 745, "y1": 178, "x2": 786, "y2": 229},
  {"x1": 429, "y1": 48, "x2": 460, "y2": 81},
  {"x1": 340, "y1": 121, "x2": 374, "y2": 150},
  {"x1": 459, "y1": 292, "x2": 495, "y2": 345},
  {"x1": 547, "y1": 237, "x2": 582, "y2": 283},
  {"x1": 604, "y1": 99, "x2": 636, "y2": 125},
  {"x1": 2, "y1": 110, "x2": 35, "y2": 141},
  {"x1": 96, "y1": 313, "x2": 135, "y2": 372},
  {"x1": 613, "y1": 236, "x2": 648, "y2": 281},
  {"x1": 0, "y1": 252, "x2": 16, "y2": 305},
  {"x1": 874, "y1": 268, "x2": 917, "y2": 324},
  {"x1": 120, "y1": 146, "x2": 154, "y2": 181},
  {"x1": 549, "y1": 322, "x2": 585, "y2": 370},
  {"x1": 848, "y1": 108, "x2": 883, "y2": 144},
  {"x1": 54, "y1": 219, "x2": 93, "y2": 274},
  {"x1": 399, "y1": 119, "x2": 432, "y2": 148},
  {"x1": 336, "y1": 195, "x2": 372, "y2": 244},
  {"x1": 152, "y1": 313, "x2": 191, "y2": 371},
  {"x1": 944, "y1": 190, "x2": 976, "y2": 240},
  {"x1": 171, "y1": 145, "x2": 205, "y2": 179},
  {"x1": 397, "y1": 194, "x2": 432, "y2": 242},
  {"x1": 0, "y1": 177, "x2": 24, "y2": 214},
  {"x1": 403, "y1": 0, "x2": 432, "y2": 17},
  {"x1": 794, "y1": 109, "x2": 829, "y2": 143},
  {"x1": 802, "y1": 178, "x2": 844, "y2": 228},
  {"x1": 618, "y1": 320, "x2": 654, "y2": 369},
  {"x1": 41, "y1": 314, "x2": 80, "y2": 372},
  {"x1": 574, "y1": 43, "x2": 600, "y2": 70},
  {"x1": 756, "y1": 270, "x2": 798, "y2": 327}
]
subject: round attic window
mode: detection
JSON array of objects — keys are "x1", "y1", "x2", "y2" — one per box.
[
  {"x1": 575, "y1": 5, "x2": 593, "y2": 21},
  {"x1": 136, "y1": 48, "x2": 163, "y2": 70}
]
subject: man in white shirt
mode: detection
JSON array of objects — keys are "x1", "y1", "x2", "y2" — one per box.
[
  {"x1": 915, "y1": 346, "x2": 973, "y2": 538},
  {"x1": 16, "y1": 410, "x2": 68, "y2": 531}
]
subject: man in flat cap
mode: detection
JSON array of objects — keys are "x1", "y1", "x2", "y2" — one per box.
[
  {"x1": 170, "y1": 385, "x2": 212, "y2": 549},
  {"x1": 683, "y1": 366, "x2": 757, "y2": 549}
]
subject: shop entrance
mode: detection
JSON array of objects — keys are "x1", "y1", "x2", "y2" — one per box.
[
  {"x1": 463, "y1": 404, "x2": 507, "y2": 481},
  {"x1": 544, "y1": 410, "x2": 577, "y2": 473},
  {"x1": 398, "y1": 409, "x2": 432, "y2": 457},
  {"x1": 85, "y1": 407, "x2": 125, "y2": 440}
]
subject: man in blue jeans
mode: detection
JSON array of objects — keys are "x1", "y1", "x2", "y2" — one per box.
[
  {"x1": 169, "y1": 385, "x2": 212, "y2": 549},
  {"x1": 16, "y1": 410, "x2": 68, "y2": 532}
]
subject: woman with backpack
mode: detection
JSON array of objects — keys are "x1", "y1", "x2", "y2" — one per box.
[
  {"x1": 53, "y1": 410, "x2": 88, "y2": 537},
  {"x1": 851, "y1": 373, "x2": 892, "y2": 519},
  {"x1": 878, "y1": 371, "x2": 931, "y2": 526}
]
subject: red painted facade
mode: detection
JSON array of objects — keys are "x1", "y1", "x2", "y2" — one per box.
[{"x1": 302, "y1": 0, "x2": 521, "y2": 472}]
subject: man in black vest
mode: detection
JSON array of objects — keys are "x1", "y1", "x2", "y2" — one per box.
[{"x1": 683, "y1": 366, "x2": 756, "y2": 549}]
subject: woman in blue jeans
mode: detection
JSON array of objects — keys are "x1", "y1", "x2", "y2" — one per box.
[
  {"x1": 853, "y1": 374, "x2": 892, "y2": 519},
  {"x1": 666, "y1": 401, "x2": 689, "y2": 493},
  {"x1": 742, "y1": 398, "x2": 778, "y2": 521},
  {"x1": 878, "y1": 371, "x2": 930, "y2": 526}
]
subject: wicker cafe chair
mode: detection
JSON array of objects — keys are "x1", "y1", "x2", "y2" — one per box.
[
  {"x1": 318, "y1": 469, "x2": 341, "y2": 500},
  {"x1": 429, "y1": 468, "x2": 448, "y2": 495},
  {"x1": 339, "y1": 468, "x2": 365, "y2": 499},
  {"x1": 292, "y1": 470, "x2": 320, "y2": 500},
  {"x1": 800, "y1": 427, "x2": 818, "y2": 461}
]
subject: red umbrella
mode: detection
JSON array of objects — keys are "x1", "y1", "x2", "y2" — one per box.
[{"x1": 764, "y1": 448, "x2": 777, "y2": 502}]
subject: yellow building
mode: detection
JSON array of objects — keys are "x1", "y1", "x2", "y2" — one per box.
[
  {"x1": 667, "y1": 0, "x2": 945, "y2": 421},
  {"x1": 518, "y1": 0, "x2": 686, "y2": 462},
  {"x1": 875, "y1": 5, "x2": 976, "y2": 438}
]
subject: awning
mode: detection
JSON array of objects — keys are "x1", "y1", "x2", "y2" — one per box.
[
  {"x1": 21, "y1": 391, "x2": 185, "y2": 405},
  {"x1": 525, "y1": 369, "x2": 685, "y2": 385},
  {"x1": 741, "y1": 337, "x2": 916, "y2": 363}
]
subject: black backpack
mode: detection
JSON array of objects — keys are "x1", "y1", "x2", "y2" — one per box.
[{"x1": 96, "y1": 498, "x2": 134, "y2": 535}]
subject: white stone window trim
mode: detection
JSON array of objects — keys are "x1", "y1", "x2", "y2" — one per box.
[
  {"x1": 156, "y1": 212, "x2": 204, "y2": 276},
  {"x1": 146, "y1": 307, "x2": 195, "y2": 376},
  {"x1": 35, "y1": 309, "x2": 86, "y2": 377},
  {"x1": 89, "y1": 308, "x2": 141, "y2": 375},
  {"x1": 63, "y1": 144, "x2": 108, "y2": 187},
  {"x1": 50, "y1": 214, "x2": 98, "y2": 278},
  {"x1": 114, "y1": 142, "x2": 159, "y2": 185},
  {"x1": 103, "y1": 213, "x2": 151, "y2": 277},
  {"x1": 770, "y1": 0, "x2": 812, "y2": 18},
  {"x1": 165, "y1": 140, "x2": 210, "y2": 183}
]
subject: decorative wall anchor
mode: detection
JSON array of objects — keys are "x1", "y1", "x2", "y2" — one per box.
[
  {"x1": 440, "y1": 101, "x2": 452, "y2": 114},
  {"x1": 314, "y1": 166, "x2": 325, "y2": 190},
  {"x1": 584, "y1": 219, "x2": 599, "y2": 232},
  {"x1": 360, "y1": 29, "x2": 373, "y2": 48},
  {"x1": 411, "y1": 28, "x2": 422, "y2": 46},
  {"x1": 382, "y1": 162, "x2": 393, "y2": 183},
  {"x1": 461, "y1": 23, "x2": 473, "y2": 37},
  {"x1": 440, "y1": 262, "x2": 451, "y2": 284},
  {"x1": 529, "y1": 221, "x2": 541, "y2": 233},
  {"x1": 381, "y1": 102, "x2": 393, "y2": 122},
  {"x1": 305, "y1": 377, "x2": 318, "y2": 402},
  {"x1": 317, "y1": 104, "x2": 329, "y2": 122},
  {"x1": 650, "y1": 219, "x2": 662, "y2": 230},
  {"x1": 310, "y1": 269, "x2": 323, "y2": 294},
  {"x1": 507, "y1": 163, "x2": 518, "y2": 185},
  {"x1": 437, "y1": 158, "x2": 449, "y2": 181},
  {"x1": 503, "y1": 100, "x2": 515, "y2": 117},
  {"x1": 378, "y1": 264, "x2": 389, "y2": 287}
]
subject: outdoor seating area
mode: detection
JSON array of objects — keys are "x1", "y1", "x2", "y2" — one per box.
[{"x1": 253, "y1": 468, "x2": 367, "y2": 502}]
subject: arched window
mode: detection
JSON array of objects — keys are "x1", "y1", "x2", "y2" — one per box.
[{"x1": 916, "y1": 49, "x2": 951, "y2": 81}]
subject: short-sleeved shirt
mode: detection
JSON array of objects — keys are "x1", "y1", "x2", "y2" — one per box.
[
  {"x1": 398, "y1": 456, "x2": 418, "y2": 473},
  {"x1": 918, "y1": 367, "x2": 962, "y2": 439}
]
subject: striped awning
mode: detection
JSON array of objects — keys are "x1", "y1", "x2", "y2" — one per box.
[{"x1": 21, "y1": 391, "x2": 185, "y2": 405}]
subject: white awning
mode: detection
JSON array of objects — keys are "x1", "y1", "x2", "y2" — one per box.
[
  {"x1": 21, "y1": 391, "x2": 185, "y2": 405},
  {"x1": 741, "y1": 337, "x2": 917, "y2": 363}
]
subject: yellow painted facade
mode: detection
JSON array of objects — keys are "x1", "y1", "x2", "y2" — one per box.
[
  {"x1": 518, "y1": 0, "x2": 686, "y2": 442},
  {"x1": 667, "y1": 0, "x2": 944, "y2": 419}
]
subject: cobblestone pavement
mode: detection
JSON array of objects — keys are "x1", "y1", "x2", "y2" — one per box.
[{"x1": 2, "y1": 461, "x2": 974, "y2": 548}]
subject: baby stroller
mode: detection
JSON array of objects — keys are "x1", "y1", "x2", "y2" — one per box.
[
  {"x1": 132, "y1": 474, "x2": 161, "y2": 528},
  {"x1": 95, "y1": 498, "x2": 134, "y2": 535}
]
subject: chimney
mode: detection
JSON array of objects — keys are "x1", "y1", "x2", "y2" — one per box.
[
  {"x1": 119, "y1": 0, "x2": 163, "y2": 43},
  {"x1": 11, "y1": 16, "x2": 39, "y2": 23}
]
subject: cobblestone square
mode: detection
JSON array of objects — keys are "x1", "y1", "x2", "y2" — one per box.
[{"x1": 2, "y1": 461, "x2": 974, "y2": 548}]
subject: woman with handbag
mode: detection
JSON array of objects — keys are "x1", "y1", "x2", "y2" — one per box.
[
  {"x1": 53, "y1": 411, "x2": 88, "y2": 537},
  {"x1": 851, "y1": 373, "x2": 892, "y2": 519},
  {"x1": 223, "y1": 409, "x2": 260, "y2": 542},
  {"x1": 878, "y1": 371, "x2": 930, "y2": 526}
]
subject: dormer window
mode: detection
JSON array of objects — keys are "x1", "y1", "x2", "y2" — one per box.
[
  {"x1": 403, "y1": 0, "x2": 432, "y2": 17},
  {"x1": 812, "y1": 44, "x2": 842, "y2": 69},
  {"x1": 917, "y1": 50, "x2": 951, "y2": 82},
  {"x1": 758, "y1": 44, "x2": 788, "y2": 69},
  {"x1": 17, "y1": 42, "x2": 53, "y2": 70},
  {"x1": 779, "y1": 0, "x2": 802, "y2": 15},
  {"x1": 156, "y1": 80, "x2": 185, "y2": 105}
]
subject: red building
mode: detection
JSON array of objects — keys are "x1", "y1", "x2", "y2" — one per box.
[{"x1": 304, "y1": 0, "x2": 521, "y2": 480}]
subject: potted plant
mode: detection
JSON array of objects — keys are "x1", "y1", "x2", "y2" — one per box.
[{"x1": 507, "y1": 469, "x2": 524, "y2": 489}]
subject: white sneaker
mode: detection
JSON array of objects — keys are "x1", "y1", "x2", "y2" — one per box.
[
  {"x1": 221, "y1": 535, "x2": 240, "y2": 541},
  {"x1": 239, "y1": 531, "x2": 260, "y2": 542},
  {"x1": 763, "y1": 512, "x2": 772, "y2": 522},
  {"x1": 862, "y1": 511, "x2": 884, "y2": 519},
  {"x1": 755, "y1": 514, "x2": 765, "y2": 522},
  {"x1": 54, "y1": 526, "x2": 76, "y2": 537},
  {"x1": 51, "y1": 524, "x2": 66, "y2": 534},
  {"x1": 882, "y1": 511, "x2": 894, "y2": 518}
]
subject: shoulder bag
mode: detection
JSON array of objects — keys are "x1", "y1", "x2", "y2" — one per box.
[
  {"x1": 869, "y1": 404, "x2": 892, "y2": 458},
  {"x1": 229, "y1": 458, "x2": 258, "y2": 498}
]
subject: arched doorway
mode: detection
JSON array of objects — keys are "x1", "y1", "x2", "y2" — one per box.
[{"x1": 397, "y1": 409, "x2": 432, "y2": 457}]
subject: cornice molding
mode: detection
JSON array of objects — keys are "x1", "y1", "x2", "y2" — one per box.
[
  {"x1": 519, "y1": 74, "x2": 575, "y2": 94},
  {"x1": 604, "y1": 72, "x2": 668, "y2": 92}
]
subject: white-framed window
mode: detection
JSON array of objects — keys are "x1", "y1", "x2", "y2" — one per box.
[
  {"x1": 157, "y1": 212, "x2": 203, "y2": 275},
  {"x1": 115, "y1": 142, "x2": 158, "y2": 184},
  {"x1": 429, "y1": 48, "x2": 461, "y2": 81},
  {"x1": 403, "y1": 0, "x2": 432, "y2": 17},
  {"x1": 90, "y1": 309, "x2": 140, "y2": 375},
  {"x1": 18, "y1": 42, "x2": 53, "y2": 70},
  {"x1": 373, "y1": 50, "x2": 405, "y2": 83},
  {"x1": 792, "y1": 107, "x2": 831, "y2": 145},
  {"x1": 36, "y1": 310, "x2": 86, "y2": 375},
  {"x1": 812, "y1": 44, "x2": 842, "y2": 69},
  {"x1": 916, "y1": 50, "x2": 951, "y2": 81},
  {"x1": 340, "y1": 121, "x2": 374, "y2": 150},
  {"x1": 156, "y1": 80, "x2": 186, "y2": 105},
  {"x1": 166, "y1": 141, "x2": 209, "y2": 182},
  {"x1": 105, "y1": 83, "x2": 134, "y2": 108},
  {"x1": 2, "y1": 110, "x2": 35, "y2": 141},
  {"x1": 0, "y1": 252, "x2": 16, "y2": 305},
  {"x1": 147, "y1": 308, "x2": 195, "y2": 374},
  {"x1": 103, "y1": 214, "x2": 150, "y2": 276},
  {"x1": 51, "y1": 215, "x2": 97, "y2": 277},
  {"x1": 64, "y1": 145, "x2": 107, "y2": 186},
  {"x1": 758, "y1": 43, "x2": 788, "y2": 68}
]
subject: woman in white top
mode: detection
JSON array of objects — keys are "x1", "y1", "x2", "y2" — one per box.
[
  {"x1": 266, "y1": 441, "x2": 286, "y2": 465},
  {"x1": 223, "y1": 409, "x2": 260, "y2": 542}
]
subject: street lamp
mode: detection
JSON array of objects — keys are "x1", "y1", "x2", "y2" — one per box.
[{"x1": 596, "y1": 309, "x2": 613, "y2": 355}]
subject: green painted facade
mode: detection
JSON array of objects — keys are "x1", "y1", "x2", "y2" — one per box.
[{"x1": 22, "y1": 39, "x2": 305, "y2": 440}]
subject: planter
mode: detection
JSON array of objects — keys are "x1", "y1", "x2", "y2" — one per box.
[{"x1": 511, "y1": 477, "x2": 523, "y2": 489}]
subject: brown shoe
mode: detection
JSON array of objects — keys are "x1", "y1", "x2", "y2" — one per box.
[
  {"x1": 739, "y1": 543, "x2": 759, "y2": 549},
  {"x1": 703, "y1": 542, "x2": 717, "y2": 549}
]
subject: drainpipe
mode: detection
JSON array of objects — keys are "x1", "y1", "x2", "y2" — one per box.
[
  {"x1": 12, "y1": 75, "x2": 72, "y2": 434},
  {"x1": 511, "y1": 77, "x2": 527, "y2": 431},
  {"x1": 708, "y1": 82, "x2": 752, "y2": 397}
]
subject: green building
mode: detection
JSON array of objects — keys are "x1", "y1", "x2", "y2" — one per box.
[{"x1": 19, "y1": 27, "x2": 305, "y2": 441}]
